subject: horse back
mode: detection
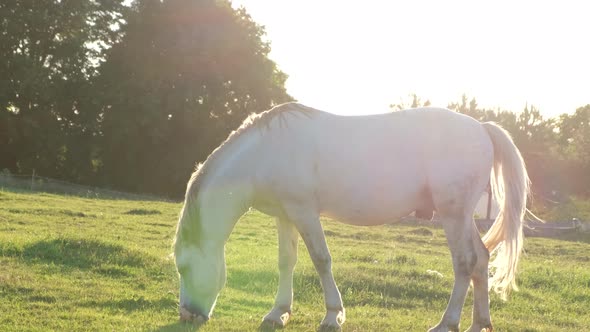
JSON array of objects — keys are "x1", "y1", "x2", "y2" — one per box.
[{"x1": 252, "y1": 107, "x2": 492, "y2": 224}]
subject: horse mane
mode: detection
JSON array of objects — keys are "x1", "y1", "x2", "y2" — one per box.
[
  {"x1": 186, "y1": 102, "x2": 317, "y2": 200},
  {"x1": 174, "y1": 102, "x2": 318, "y2": 250},
  {"x1": 252, "y1": 102, "x2": 317, "y2": 130}
]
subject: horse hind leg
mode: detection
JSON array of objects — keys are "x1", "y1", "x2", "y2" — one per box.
[
  {"x1": 433, "y1": 215, "x2": 493, "y2": 332},
  {"x1": 466, "y1": 227, "x2": 493, "y2": 332},
  {"x1": 429, "y1": 172, "x2": 493, "y2": 332},
  {"x1": 429, "y1": 211, "x2": 477, "y2": 332},
  {"x1": 262, "y1": 217, "x2": 299, "y2": 328}
]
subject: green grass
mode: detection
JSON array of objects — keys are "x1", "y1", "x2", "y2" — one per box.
[
  {"x1": 1, "y1": 188, "x2": 589, "y2": 331},
  {"x1": 536, "y1": 196, "x2": 590, "y2": 222}
]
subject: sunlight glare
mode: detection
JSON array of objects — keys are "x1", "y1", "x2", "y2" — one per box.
[{"x1": 232, "y1": 0, "x2": 589, "y2": 117}]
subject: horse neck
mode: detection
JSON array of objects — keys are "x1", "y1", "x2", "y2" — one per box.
[
  {"x1": 196, "y1": 130, "x2": 259, "y2": 246},
  {"x1": 197, "y1": 183, "x2": 251, "y2": 247}
]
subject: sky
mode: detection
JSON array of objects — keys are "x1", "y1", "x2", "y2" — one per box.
[{"x1": 231, "y1": 0, "x2": 589, "y2": 118}]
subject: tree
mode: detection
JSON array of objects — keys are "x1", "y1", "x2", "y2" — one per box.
[
  {"x1": 556, "y1": 105, "x2": 590, "y2": 195},
  {"x1": 447, "y1": 96, "x2": 564, "y2": 197},
  {"x1": 447, "y1": 94, "x2": 500, "y2": 122},
  {"x1": 558, "y1": 105, "x2": 590, "y2": 165},
  {"x1": 95, "y1": 0, "x2": 291, "y2": 196},
  {"x1": 0, "y1": 1, "x2": 126, "y2": 181},
  {"x1": 389, "y1": 93, "x2": 431, "y2": 111}
]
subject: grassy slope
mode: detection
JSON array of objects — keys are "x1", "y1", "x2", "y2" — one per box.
[{"x1": 0, "y1": 189, "x2": 589, "y2": 331}]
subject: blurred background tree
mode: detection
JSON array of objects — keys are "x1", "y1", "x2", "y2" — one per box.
[
  {"x1": 390, "y1": 94, "x2": 590, "y2": 202},
  {"x1": 446, "y1": 95, "x2": 587, "y2": 201},
  {"x1": 0, "y1": 0, "x2": 126, "y2": 182},
  {"x1": 556, "y1": 105, "x2": 590, "y2": 196},
  {"x1": 389, "y1": 93, "x2": 431, "y2": 110},
  {"x1": 95, "y1": 0, "x2": 291, "y2": 195},
  {"x1": 94, "y1": 0, "x2": 291, "y2": 195},
  {"x1": 1, "y1": 0, "x2": 290, "y2": 197}
]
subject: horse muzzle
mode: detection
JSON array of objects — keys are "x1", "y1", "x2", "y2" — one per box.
[{"x1": 179, "y1": 305, "x2": 209, "y2": 323}]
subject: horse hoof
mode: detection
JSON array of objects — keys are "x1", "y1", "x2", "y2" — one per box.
[
  {"x1": 262, "y1": 309, "x2": 290, "y2": 328},
  {"x1": 428, "y1": 324, "x2": 459, "y2": 332},
  {"x1": 179, "y1": 314, "x2": 207, "y2": 325},
  {"x1": 261, "y1": 316, "x2": 288, "y2": 329},
  {"x1": 464, "y1": 324, "x2": 493, "y2": 332},
  {"x1": 179, "y1": 306, "x2": 207, "y2": 324},
  {"x1": 319, "y1": 310, "x2": 344, "y2": 332},
  {"x1": 260, "y1": 320, "x2": 284, "y2": 331}
]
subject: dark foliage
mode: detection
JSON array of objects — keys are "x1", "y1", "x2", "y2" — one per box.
[
  {"x1": 0, "y1": 0, "x2": 127, "y2": 183},
  {"x1": 1, "y1": 0, "x2": 290, "y2": 197},
  {"x1": 95, "y1": 0, "x2": 291, "y2": 196}
]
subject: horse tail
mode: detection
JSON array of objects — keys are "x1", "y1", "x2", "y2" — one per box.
[{"x1": 481, "y1": 122, "x2": 530, "y2": 300}]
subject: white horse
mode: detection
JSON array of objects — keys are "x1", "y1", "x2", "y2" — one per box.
[{"x1": 174, "y1": 102, "x2": 530, "y2": 332}]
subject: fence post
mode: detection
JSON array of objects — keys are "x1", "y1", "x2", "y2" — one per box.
[{"x1": 31, "y1": 169, "x2": 36, "y2": 191}]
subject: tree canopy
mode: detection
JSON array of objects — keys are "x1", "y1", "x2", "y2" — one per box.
[
  {"x1": 0, "y1": 0, "x2": 126, "y2": 181},
  {"x1": 1, "y1": 0, "x2": 290, "y2": 197},
  {"x1": 95, "y1": 0, "x2": 291, "y2": 195},
  {"x1": 445, "y1": 96, "x2": 588, "y2": 198}
]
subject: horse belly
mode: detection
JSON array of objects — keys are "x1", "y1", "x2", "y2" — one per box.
[
  {"x1": 321, "y1": 197, "x2": 418, "y2": 226},
  {"x1": 317, "y1": 162, "x2": 425, "y2": 226}
]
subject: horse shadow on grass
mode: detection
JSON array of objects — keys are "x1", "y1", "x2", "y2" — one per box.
[
  {"x1": 154, "y1": 320, "x2": 277, "y2": 332},
  {"x1": 77, "y1": 293, "x2": 195, "y2": 332},
  {"x1": 149, "y1": 266, "x2": 451, "y2": 331},
  {"x1": 2, "y1": 238, "x2": 154, "y2": 273},
  {"x1": 152, "y1": 321, "x2": 205, "y2": 332},
  {"x1": 80, "y1": 296, "x2": 177, "y2": 312},
  {"x1": 226, "y1": 266, "x2": 450, "y2": 312}
]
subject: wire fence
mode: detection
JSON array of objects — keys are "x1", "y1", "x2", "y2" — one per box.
[
  {"x1": 0, "y1": 172, "x2": 169, "y2": 201},
  {"x1": 474, "y1": 218, "x2": 590, "y2": 236}
]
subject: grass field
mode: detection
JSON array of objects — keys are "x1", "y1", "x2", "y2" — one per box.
[{"x1": 1, "y1": 188, "x2": 589, "y2": 331}]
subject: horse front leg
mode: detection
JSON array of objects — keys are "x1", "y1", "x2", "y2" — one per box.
[
  {"x1": 262, "y1": 217, "x2": 299, "y2": 327},
  {"x1": 285, "y1": 207, "x2": 345, "y2": 331},
  {"x1": 302, "y1": 223, "x2": 345, "y2": 330}
]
